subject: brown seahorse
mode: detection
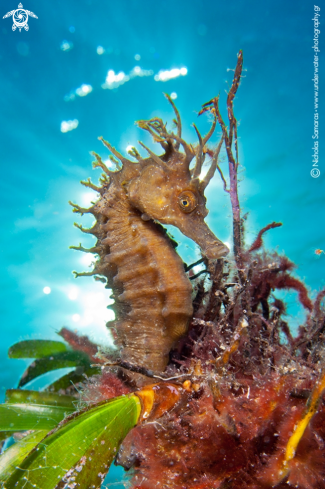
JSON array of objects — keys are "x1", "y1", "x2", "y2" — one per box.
[{"x1": 70, "y1": 95, "x2": 229, "y2": 373}]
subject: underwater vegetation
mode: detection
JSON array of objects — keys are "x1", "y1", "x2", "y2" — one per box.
[{"x1": 1, "y1": 51, "x2": 325, "y2": 489}]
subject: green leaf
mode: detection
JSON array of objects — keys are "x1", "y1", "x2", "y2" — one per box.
[
  {"x1": 3, "y1": 394, "x2": 141, "y2": 489},
  {"x1": 0, "y1": 403, "x2": 75, "y2": 432},
  {"x1": 0, "y1": 392, "x2": 77, "y2": 482},
  {"x1": 47, "y1": 366, "x2": 100, "y2": 392},
  {"x1": 5, "y1": 390, "x2": 77, "y2": 409},
  {"x1": 8, "y1": 340, "x2": 68, "y2": 359},
  {"x1": 18, "y1": 350, "x2": 91, "y2": 388},
  {"x1": 0, "y1": 430, "x2": 47, "y2": 484}
]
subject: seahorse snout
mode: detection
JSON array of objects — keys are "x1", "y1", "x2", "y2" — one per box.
[
  {"x1": 203, "y1": 241, "x2": 230, "y2": 260},
  {"x1": 178, "y1": 220, "x2": 229, "y2": 260}
]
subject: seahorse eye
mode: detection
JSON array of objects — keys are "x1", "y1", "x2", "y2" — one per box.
[{"x1": 178, "y1": 191, "x2": 198, "y2": 213}]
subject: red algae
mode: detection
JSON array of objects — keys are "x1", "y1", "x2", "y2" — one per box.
[{"x1": 82, "y1": 371, "x2": 131, "y2": 405}]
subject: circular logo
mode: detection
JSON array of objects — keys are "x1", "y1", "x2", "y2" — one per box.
[
  {"x1": 13, "y1": 9, "x2": 28, "y2": 27},
  {"x1": 310, "y1": 168, "x2": 320, "y2": 178}
]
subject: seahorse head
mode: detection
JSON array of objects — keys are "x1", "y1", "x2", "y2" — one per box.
[{"x1": 124, "y1": 96, "x2": 229, "y2": 260}]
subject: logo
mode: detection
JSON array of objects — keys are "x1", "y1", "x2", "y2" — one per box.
[{"x1": 3, "y1": 3, "x2": 38, "y2": 32}]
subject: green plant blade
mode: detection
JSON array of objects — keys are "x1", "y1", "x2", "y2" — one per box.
[
  {"x1": 47, "y1": 366, "x2": 100, "y2": 392},
  {"x1": 61, "y1": 395, "x2": 141, "y2": 489},
  {"x1": 18, "y1": 350, "x2": 91, "y2": 388},
  {"x1": 5, "y1": 389, "x2": 77, "y2": 409},
  {"x1": 8, "y1": 340, "x2": 68, "y2": 359},
  {"x1": 0, "y1": 403, "x2": 75, "y2": 432},
  {"x1": 0, "y1": 430, "x2": 47, "y2": 484},
  {"x1": 4, "y1": 394, "x2": 141, "y2": 489}
]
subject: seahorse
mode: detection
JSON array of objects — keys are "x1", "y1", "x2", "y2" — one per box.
[{"x1": 70, "y1": 95, "x2": 229, "y2": 373}]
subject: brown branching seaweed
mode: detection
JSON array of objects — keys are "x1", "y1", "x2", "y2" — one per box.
[
  {"x1": 201, "y1": 63, "x2": 242, "y2": 263},
  {"x1": 248, "y1": 221, "x2": 283, "y2": 252},
  {"x1": 58, "y1": 328, "x2": 99, "y2": 361}
]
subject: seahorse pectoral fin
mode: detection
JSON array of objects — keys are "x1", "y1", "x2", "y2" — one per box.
[
  {"x1": 167, "y1": 319, "x2": 189, "y2": 340},
  {"x1": 179, "y1": 220, "x2": 229, "y2": 260}
]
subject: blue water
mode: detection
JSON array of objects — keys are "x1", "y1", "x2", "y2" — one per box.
[{"x1": 0, "y1": 0, "x2": 324, "y2": 485}]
